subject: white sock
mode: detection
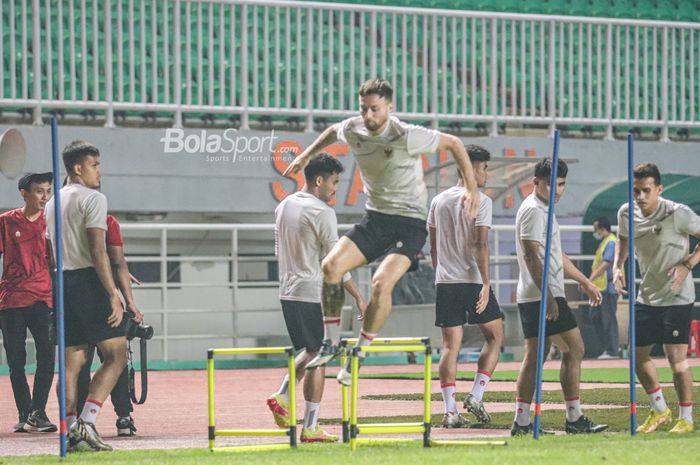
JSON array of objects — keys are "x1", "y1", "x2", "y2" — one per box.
[
  {"x1": 66, "y1": 412, "x2": 77, "y2": 430},
  {"x1": 679, "y1": 402, "x2": 694, "y2": 423},
  {"x1": 303, "y1": 401, "x2": 321, "y2": 429},
  {"x1": 441, "y1": 383, "x2": 457, "y2": 414},
  {"x1": 79, "y1": 399, "x2": 102, "y2": 425},
  {"x1": 471, "y1": 369, "x2": 492, "y2": 402},
  {"x1": 514, "y1": 398, "x2": 531, "y2": 426},
  {"x1": 647, "y1": 386, "x2": 668, "y2": 413},
  {"x1": 355, "y1": 330, "x2": 376, "y2": 358},
  {"x1": 358, "y1": 330, "x2": 376, "y2": 347},
  {"x1": 276, "y1": 375, "x2": 290, "y2": 402},
  {"x1": 565, "y1": 397, "x2": 582, "y2": 422},
  {"x1": 324, "y1": 317, "x2": 341, "y2": 345}
]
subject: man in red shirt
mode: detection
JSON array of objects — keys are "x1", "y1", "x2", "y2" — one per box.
[{"x1": 0, "y1": 172, "x2": 57, "y2": 433}]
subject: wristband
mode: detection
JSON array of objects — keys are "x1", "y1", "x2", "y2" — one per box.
[{"x1": 682, "y1": 261, "x2": 693, "y2": 270}]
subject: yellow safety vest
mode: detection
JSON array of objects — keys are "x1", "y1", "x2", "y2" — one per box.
[{"x1": 592, "y1": 232, "x2": 619, "y2": 291}]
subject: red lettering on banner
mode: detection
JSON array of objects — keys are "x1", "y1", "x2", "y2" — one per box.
[
  {"x1": 345, "y1": 165, "x2": 364, "y2": 206},
  {"x1": 518, "y1": 149, "x2": 537, "y2": 199}
]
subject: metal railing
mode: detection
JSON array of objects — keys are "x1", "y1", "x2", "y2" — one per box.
[{"x1": 0, "y1": 1, "x2": 699, "y2": 139}]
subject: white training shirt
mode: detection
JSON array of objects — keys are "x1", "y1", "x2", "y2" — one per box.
[
  {"x1": 515, "y1": 193, "x2": 565, "y2": 303},
  {"x1": 617, "y1": 197, "x2": 700, "y2": 306},
  {"x1": 336, "y1": 115, "x2": 441, "y2": 220},
  {"x1": 275, "y1": 191, "x2": 348, "y2": 303},
  {"x1": 428, "y1": 187, "x2": 492, "y2": 284},
  {"x1": 45, "y1": 183, "x2": 108, "y2": 270}
]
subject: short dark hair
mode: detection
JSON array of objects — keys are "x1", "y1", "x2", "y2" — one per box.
[
  {"x1": 62, "y1": 140, "x2": 100, "y2": 174},
  {"x1": 304, "y1": 153, "x2": 345, "y2": 184},
  {"x1": 633, "y1": 162, "x2": 661, "y2": 185},
  {"x1": 534, "y1": 158, "x2": 568, "y2": 179},
  {"x1": 358, "y1": 79, "x2": 393, "y2": 101},
  {"x1": 466, "y1": 145, "x2": 491, "y2": 163},
  {"x1": 593, "y1": 216, "x2": 611, "y2": 232}
]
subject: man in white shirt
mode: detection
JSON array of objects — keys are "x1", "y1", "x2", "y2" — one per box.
[
  {"x1": 267, "y1": 154, "x2": 365, "y2": 443},
  {"x1": 284, "y1": 79, "x2": 480, "y2": 385},
  {"x1": 45, "y1": 141, "x2": 126, "y2": 452},
  {"x1": 512, "y1": 159, "x2": 606, "y2": 436},
  {"x1": 428, "y1": 145, "x2": 503, "y2": 428},
  {"x1": 613, "y1": 162, "x2": 700, "y2": 434}
]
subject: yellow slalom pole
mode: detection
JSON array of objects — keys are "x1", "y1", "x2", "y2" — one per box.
[
  {"x1": 423, "y1": 345, "x2": 432, "y2": 447},
  {"x1": 287, "y1": 349, "x2": 297, "y2": 447},
  {"x1": 207, "y1": 351, "x2": 216, "y2": 451},
  {"x1": 350, "y1": 350, "x2": 360, "y2": 451},
  {"x1": 340, "y1": 349, "x2": 349, "y2": 443}
]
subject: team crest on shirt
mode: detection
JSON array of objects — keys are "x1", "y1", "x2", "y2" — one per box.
[
  {"x1": 384, "y1": 146, "x2": 393, "y2": 157},
  {"x1": 15, "y1": 231, "x2": 20, "y2": 237}
]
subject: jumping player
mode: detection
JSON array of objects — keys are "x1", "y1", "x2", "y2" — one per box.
[{"x1": 284, "y1": 79, "x2": 480, "y2": 385}]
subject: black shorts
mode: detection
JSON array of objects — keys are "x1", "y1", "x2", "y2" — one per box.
[
  {"x1": 518, "y1": 297, "x2": 578, "y2": 339},
  {"x1": 635, "y1": 303, "x2": 693, "y2": 347},
  {"x1": 281, "y1": 300, "x2": 324, "y2": 352},
  {"x1": 435, "y1": 283, "x2": 504, "y2": 327},
  {"x1": 64, "y1": 267, "x2": 127, "y2": 347},
  {"x1": 345, "y1": 211, "x2": 427, "y2": 271}
]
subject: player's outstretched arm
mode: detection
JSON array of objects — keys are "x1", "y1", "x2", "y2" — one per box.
[
  {"x1": 343, "y1": 278, "x2": 367, "y2": 320},
  {"x1": 612, "y1": 235, "x2": 629, "y2": 296},
  {"x1": 563, "y1": 253, "x2": 602, "y2": 306},
  {"x1": 283, "y1": 124, "x2": 340, "y2": 176},
  {"x1": 436, "y1": 134, "x2": 479, "y2": 218},
  {"x1": 474, "y1": 225, "x2": 491, "y2": 314},
  {"x1": 428, "y1": 227, "x2": 438, "y2": 269},
  {"x1": 668, "y1": 231, "x2": 700, "y2": 291}
]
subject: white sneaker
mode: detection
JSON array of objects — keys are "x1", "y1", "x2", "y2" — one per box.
[
  {"x1": 441, "y1": 412, "x2": 470, "y2": 428},
  {"x1": 336, "y1": 356, "x2": 362, "y2": 386},
  {"x1": 597, "y1": 353, "x2": 613, "y2": 360}
]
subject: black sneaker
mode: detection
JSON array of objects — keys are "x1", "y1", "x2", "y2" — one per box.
[
  {"x1": 13, "y1": 413, "x2": 29, "y2": 433},
  {"x1": 565, "y1": 415, "x2": 608, "y2": 434},
  {"x1": 26, "y1": 410, "x2": 58, "y2": 433},
  {"x1": 116, "y1": 416, "x2": 137, "y2": 436},
  {"x1": 510, "y1": 421, "x2": 557, "y2": 437}
]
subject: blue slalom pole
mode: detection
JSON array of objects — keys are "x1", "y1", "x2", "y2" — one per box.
[
  {"x1": 50, "y1": 116, "x2": 67, "y2": 457},
  {"x1": 532, "y1": 129, "x2": 561, "y2": 439},
  {"x1": 627, "y1": 134, "x2": 637, "y2": 436}
]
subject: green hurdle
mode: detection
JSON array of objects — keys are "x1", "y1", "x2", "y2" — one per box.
[{"x1": 207, "y1": 346, "x2": 297, "y2": 452}]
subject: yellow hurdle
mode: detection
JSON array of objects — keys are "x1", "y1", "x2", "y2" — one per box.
[
  {"x1": 347, "y1": 338, "x2": 432, "y2": 451},
  {"x1": 207, "y1": 346, "x2": 297, "y2": 452},
  {"x1": 342, "y1": 337, "x2": 507, "y2": 450}
]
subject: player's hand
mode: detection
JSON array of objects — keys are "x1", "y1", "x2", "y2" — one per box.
[
  {"x1": 546, "y1": 294, "x2": 559, "y2": 321},
  {"x1": 581, "y1": 280, "x2": 603, "y2": 307},
  {"x1": 127, "y1": 303, "x2": 144, "y2": 322},
  {"x1": 612, "y1": 268, "x2": 627, "y2": 296},
  {"x1": 475, "y1": 284, "x2": 489, "y2": 314},
  {"x1": 460, "y1": 187, "x2": 480, "y2": 219},
  {"x1": 356, "y1": 298, "x2": 367, "y2": 321},
  {"x1": 283, "y1": 154, "x2": 310, "y2": 177},
  {"x1": 668, "y1": 262, "x2": 691, "y2": 292},
  {"x1": 107, "y1": 294, "x2": 124, "y2": 328}
]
